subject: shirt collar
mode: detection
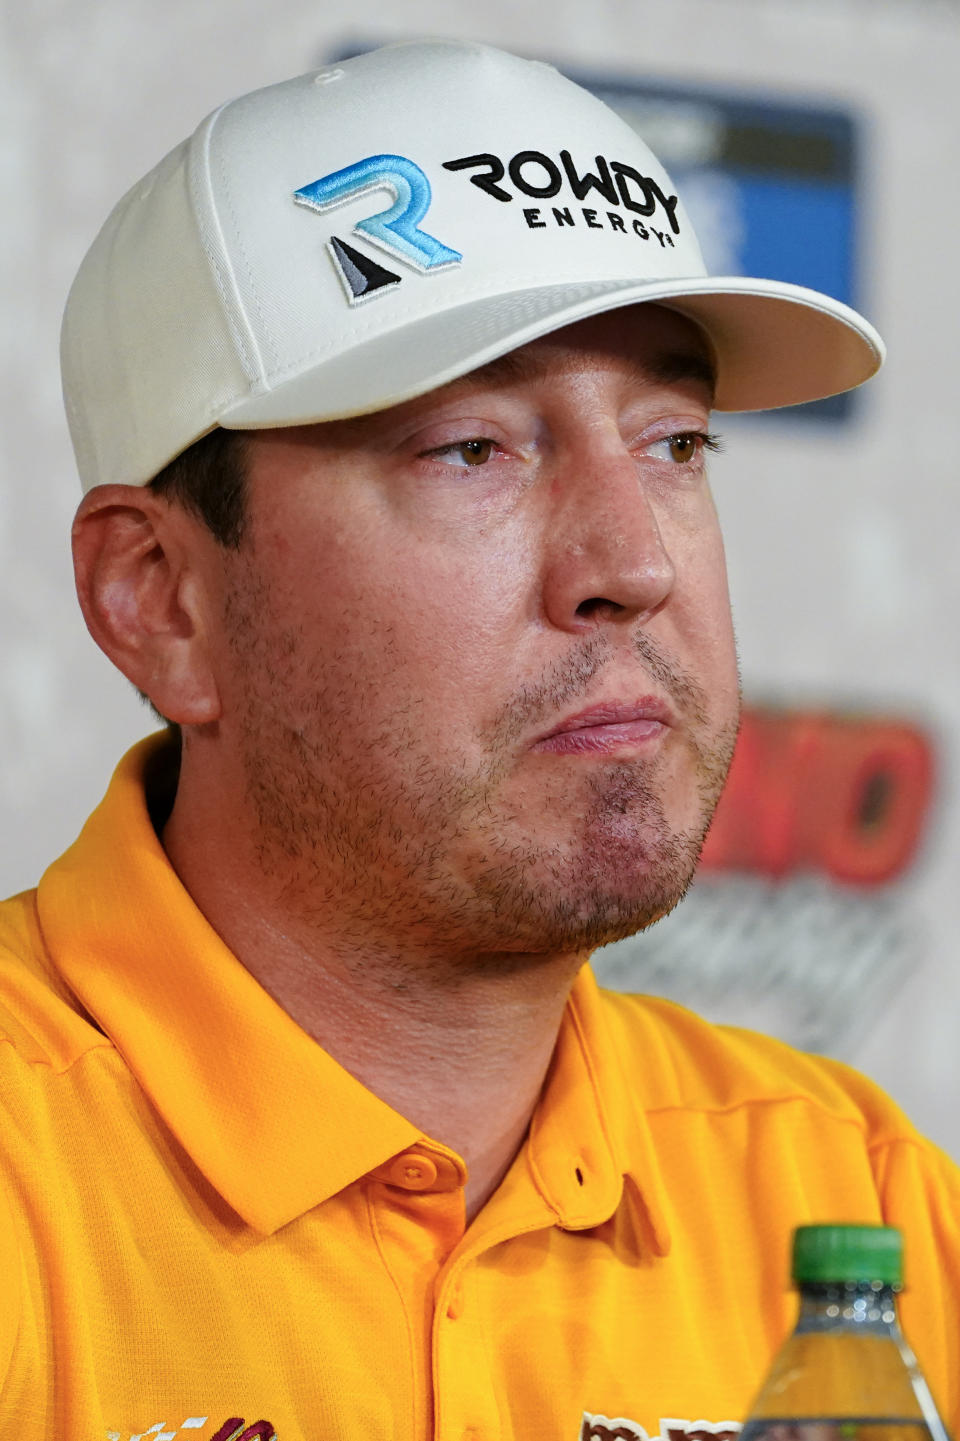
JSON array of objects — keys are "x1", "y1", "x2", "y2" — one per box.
[
  {"x1": 37, "y1": 734, "x2": 671, "y2": 1253},
  {"x1": 37, "y1": 735, "x2": 420, "y2": 1234}
]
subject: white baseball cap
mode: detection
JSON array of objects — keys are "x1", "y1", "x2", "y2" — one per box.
[{"x1": 61, "y1": 38, "x2": 885, "y2": 493}]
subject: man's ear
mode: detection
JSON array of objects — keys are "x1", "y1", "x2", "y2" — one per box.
[{"x1": 72, "y1": 484, "x2": 223, "y2": 725}]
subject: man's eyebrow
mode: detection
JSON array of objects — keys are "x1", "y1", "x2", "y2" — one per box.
[
  {"x1": 458, "y1": 345, "x2": 717, "y2": 398},
  {"x1": 643, "y1": 350, "x2": 717, "y2": 397}
]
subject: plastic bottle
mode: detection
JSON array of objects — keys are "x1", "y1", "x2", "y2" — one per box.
[{"x1": 740, "y1": 1224, "x2": 951, "y2": 1441}]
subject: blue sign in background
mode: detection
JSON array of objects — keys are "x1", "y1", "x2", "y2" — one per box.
[{"x1": 736, "y1": 176, "x2": 855, "y2": 309}]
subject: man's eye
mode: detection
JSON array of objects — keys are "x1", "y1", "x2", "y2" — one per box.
[
  {"x1": 431, "y1": 438, "x2": 496, "y2": 467},
  {"x1": 647, "y1": 431, "x2": 722, "y2": 464}
]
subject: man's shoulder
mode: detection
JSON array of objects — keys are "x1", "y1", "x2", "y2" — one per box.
[
  {"x1": 0, "y1": 887, "x2": 107, "y2": 1074},
  {"x1": 592, "y1": 982, "x2": 927, "y2": 1151}
]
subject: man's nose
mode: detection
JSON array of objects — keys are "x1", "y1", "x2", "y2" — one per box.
[{"x1": 540, "y1": 439, "x2": 677, "y2": 632}]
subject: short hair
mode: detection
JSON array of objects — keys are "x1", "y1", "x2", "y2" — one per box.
[
  {"x1": 141, "y1": 427, "x2": 248, "y2": 731},
  {"x1": 148, "y1": 426, "x2": 248, "y2": 548}
]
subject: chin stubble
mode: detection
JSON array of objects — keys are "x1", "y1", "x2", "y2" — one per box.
[{"x1": 225, "y1": 568, "x2": 739, "y2": 958}]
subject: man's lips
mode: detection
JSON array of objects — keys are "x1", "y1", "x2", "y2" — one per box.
[{"x1": 531, "y1": 698, "x2": 674, "y2": 755}]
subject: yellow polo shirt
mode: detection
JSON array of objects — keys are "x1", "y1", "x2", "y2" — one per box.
[{"x1": 1, "y1": 737, "x2": 958, "y2": 1441}]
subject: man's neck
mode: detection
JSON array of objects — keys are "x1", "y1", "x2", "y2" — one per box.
[
  {"x1": 161, "y1": 750, "x2": 585, "y2": 1221},
  {"x1": 235, "y1": 934, "x2": 578, "y2": 1219}
]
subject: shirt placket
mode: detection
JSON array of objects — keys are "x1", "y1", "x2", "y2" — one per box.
[
  {"x1": 430, "y1": 1247, "x2": 505, "y2": 1441},
  {"x1": 366, "y1": 1145, "x2": 471, "y2": 1441}
]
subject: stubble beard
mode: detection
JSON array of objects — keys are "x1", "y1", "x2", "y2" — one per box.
[{"x1": 224, "y1": 575, "x2": 739, "y2": 966}]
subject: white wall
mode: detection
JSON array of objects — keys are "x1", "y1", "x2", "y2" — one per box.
[{"x1": 4, "y1": 0, "x2": 960, "y2": 1150}]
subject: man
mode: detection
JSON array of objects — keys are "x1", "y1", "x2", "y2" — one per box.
[{"x1": 1, "y1": 38, "x2": 957, "y2": 1441}]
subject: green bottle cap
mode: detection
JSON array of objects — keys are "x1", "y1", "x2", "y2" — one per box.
[{"x1": 792, "y1": 1224, "x2": 903, "y2": 1287}]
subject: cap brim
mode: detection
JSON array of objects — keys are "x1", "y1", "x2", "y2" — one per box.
[{"x1": 221, "y1": 274, "x2": 884, "y2": 428}]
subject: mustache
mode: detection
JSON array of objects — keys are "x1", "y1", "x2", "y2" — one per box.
[{"x1": 487, "y1": 631, "x2": 711, "y2": 748}]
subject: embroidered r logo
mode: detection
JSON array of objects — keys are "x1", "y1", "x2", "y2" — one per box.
[{"x1": 294, "y1": 154, "x2": 463, "y2": 303}]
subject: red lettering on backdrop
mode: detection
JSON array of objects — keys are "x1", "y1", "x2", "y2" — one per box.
[{"x1": 699, "y1": 708, "x2": 934, "y2": 886}]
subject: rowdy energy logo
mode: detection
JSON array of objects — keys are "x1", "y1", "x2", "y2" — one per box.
[
  {"x1": 444, "y1": 147, "x2": 681, "y2": 243},
  {"x1": 294, "y1": 145, "x2": 682, "y2": 305},
  {"x1": 294, "y1": 154, "x2": 462, "y2": 303}
]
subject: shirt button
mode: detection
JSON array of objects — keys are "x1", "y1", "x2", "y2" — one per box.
[
  {"x1": 446, "y1": 1282, "x2": 465, "y2": 1320},
  {"x1": 386, "y1": 1152, "x2": 439, "y2": 1190}
]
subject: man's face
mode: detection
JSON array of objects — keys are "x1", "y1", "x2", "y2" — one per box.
[{"x1": 209, "y1": 304, "x2": 740, "y2": 960}]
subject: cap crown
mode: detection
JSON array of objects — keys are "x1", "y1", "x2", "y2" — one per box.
[
  {"x1": 61, "y1": 39, "x2": 883, "y2": 493},
  {"x1": 61, "y1": 41, "x2": 703, "y2": 491}
]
